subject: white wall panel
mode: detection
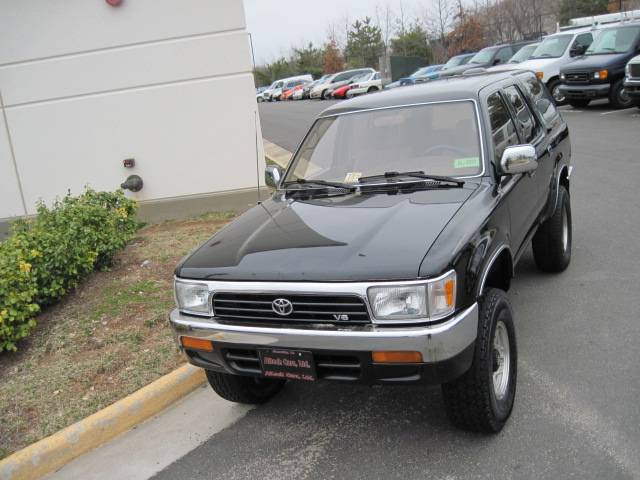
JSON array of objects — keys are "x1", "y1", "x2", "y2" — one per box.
[
  {"x1": 0, "y1": 112, "x2": 25, "y2": 218},
  {"x1": 7, "y1": 73, "x2": 262, "y2": 214},
  {"x1": 0, "y1": 0, "x2": 246, "y2": 65},
  {"x1": 0, "y1": 32, "x2": 252, "y2": 106}
]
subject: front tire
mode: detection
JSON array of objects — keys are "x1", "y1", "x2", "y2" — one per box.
[
  {"x1": 206, "y1": 370, "x2": 285, "y2": 404},
  {"x1": 532, "y1": 185, "x2": 572, "y2": 273},
  {"x1": 609, "y1": 79, "x2": 634, "y2": 109},
  {"x1": 547, "y1": 79, "x2": 566, "y2": 106},
  {"x1": 442, "y1": 289, "x2": 517, "y2": 433},
  {"x1": 321, "y1": 89, "x2": 330, "y2": 100}
]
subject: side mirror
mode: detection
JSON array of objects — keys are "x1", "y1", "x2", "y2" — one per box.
[
  {"x1": 570, "y1": 45, "x2": 585, "y2": 57},
  {"x1": 500, "y1": 145, "x2": 538, "y2": 175},
  {"x1": 265, "y1": 165, "x2": 283, "y2": 188},
  {"x1": 493, "y1": 58, "x2": 501, "y2": 65}
]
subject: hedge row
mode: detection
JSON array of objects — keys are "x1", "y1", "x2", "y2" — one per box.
[{"x1": 0, "y1": 189, "x2": 139, "y2": 352}]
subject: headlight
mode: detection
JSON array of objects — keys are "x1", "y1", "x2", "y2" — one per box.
[
  {"x1": 367, "y1": 270, "x2": 456, "y2": 322},
  {"x1": 593, "y1": 69, "x2": 608, "y2": 80},
  {"x1": 174, "y1": 280, "x2": 211, "y2": 315},
  {"x1": 535, "y1": 71, "x2": 544, "y2": 80}
]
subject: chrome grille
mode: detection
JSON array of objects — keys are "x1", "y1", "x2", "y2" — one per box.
[
  {"x1": 565, "y1": 72, "x2": 589, "y2": 83},
  {"x1": 630, "y1": 64, "x2": 640, "y2": 79},
  {"x1": 212, "y1": 292, "x2": 370, "y2": 325}
]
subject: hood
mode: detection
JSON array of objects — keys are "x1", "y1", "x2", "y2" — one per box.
[
  {"x1": 562, "y1": 53, "x2": 630, "y2": 72},
  {"x1": 517, "y1": 57, "x2": 561, "y2": 71},
  {"x1": 439, "y1": 63, "x2": 487, "y2": 77},
  {"x1": 177, "y1": 186, "x2": 478, "y2": 282}
]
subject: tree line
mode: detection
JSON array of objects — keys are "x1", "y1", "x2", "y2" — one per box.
[{"x1": 254, "y1": 0, "x2": 613, "y2": 86}]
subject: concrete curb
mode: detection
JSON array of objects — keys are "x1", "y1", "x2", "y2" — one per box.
[
  {"x1": 0, "y1": 364, "x2": 205, "y2": 480},
  {"x1": 263, "y1": 139, "x2": 292, "y2": 168}
]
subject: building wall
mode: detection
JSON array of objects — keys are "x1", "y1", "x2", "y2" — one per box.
[{"x1": 0, "y1": 0, "x2": 264, "y2": 222}]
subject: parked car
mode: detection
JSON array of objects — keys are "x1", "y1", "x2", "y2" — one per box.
[
  {"x1": 282, "y1": 83, "x2": 307, "y2": 100},
  {"x1": 624, "y1": 54, "x2": 640, "y2": 107},
  {"x1": 272, "y1": 77, "x2": 312, "y2": 101},
  {"x1": 440, "y1": 53, "x2": 476, "y2": 73},
  {"x1": 256, "y1": 86, "x2": 269, "y2": 103},
  {"x1": 346, "y1": 71, "x2": 383, "y2": 97},
  {"x1": 487, "y1": 43, "x2": 540, "y2": 74},
  {"x1": 513, "y1": 28, "x2": 597, "y2": 105},
  {"x1": 301, "y1": 76, "x2": 329, "y2": 99},
  {"x1": 170, "y1": 69, "x2": 573, "y2": 433},
  {"x1": 385, "y1": 65, "x2": 444, "y2": 90},
  {"x1": 559, "y1": 22, "x2": 640, "y2": 108},
  {"x1": 311, "y1": 68, "x2": 375, "y2": 99},
  {"x1": 331, "y1": 83, "x2": 354, "y2": 99},
  {"x1": 292, "y1": 86, "x2": 306, "y2": 100},
  {"x1": 439, "y1": 41, "x2": 537, "y2": 78}
]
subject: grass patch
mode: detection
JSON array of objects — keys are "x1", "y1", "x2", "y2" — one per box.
[{"x1": 0, "y1": 211, "x2": 235, "y2": 458}]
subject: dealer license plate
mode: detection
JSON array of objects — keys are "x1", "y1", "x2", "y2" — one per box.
[{"x1": 258, "y1": 348, "x2": 317, "y2": 382}]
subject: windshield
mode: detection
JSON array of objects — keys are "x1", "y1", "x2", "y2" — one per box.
[
  {"x1": 586, "y1": 26, "x2": 640, "y2": 54},
  {"x1": 469, "y1": 48, "x2": 496, "y2": 64},
  {"x1": 530, "y1": 34, "x2": 572, "y2": 59},
  {"x1": 284, "y1": 101, "x2": 482, "y2": 183},
  {"x1": 509, "y1": 44, "x2": 537, "y2": 63},
  {"x1": 444, "y1": 55, "x2": 468, "y2": 69}
]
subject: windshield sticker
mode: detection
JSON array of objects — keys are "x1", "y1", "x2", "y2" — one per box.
[
  {"x1": 454, "y1": 157, "x2": 480, "y2": 169},
  {"x1": 344, "y1": 172, "x2": 362, "y2": 183}
]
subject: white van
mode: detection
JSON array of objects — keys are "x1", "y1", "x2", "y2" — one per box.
[
  {"x1": 263, "y1": 74, "x2": 313, "y2": 101},
  {"x1": 514, "y1": 27, "x2": 598, "y2": 104}
]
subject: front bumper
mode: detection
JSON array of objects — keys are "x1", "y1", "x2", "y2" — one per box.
[
  {"x1": 624, "y1": 78, "x2": 640, "y2": 99},
  {"x1": 169, "y1": 303, "x2": 478, "y2": 384},
  {"x1": 559, "y1": 83, "x2": 610, "y2": 99}
]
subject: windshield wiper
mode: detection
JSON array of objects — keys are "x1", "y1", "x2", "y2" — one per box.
[
  {"x1": 358, "y1": 171, "x2": 465, "y2": 187},
  {"x1": 282, "y1": 178, "x2": 355, "y2": 190}
]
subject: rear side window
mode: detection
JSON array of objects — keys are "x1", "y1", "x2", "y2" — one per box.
[
  {"x1": 503, "y1": 85, "x2": 538, "y2": 143},
  {"x1": 487, "y1": 92, "x2": 519, "y2": 161},
  {"x1": 519, "y1": 73, "x2": 560, "y2": 126}
]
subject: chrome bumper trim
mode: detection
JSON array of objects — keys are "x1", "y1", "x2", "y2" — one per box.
[{"x1": 169, "y1": 303, "x2": 478, "y2": 363}]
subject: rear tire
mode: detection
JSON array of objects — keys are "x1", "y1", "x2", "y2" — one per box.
[
  {"x1": 321, "y1": 89, "x2": 330, "y2": 100},
  {"x1": 206, "y1": 370, "x2": 285, "y2": 404},
  {"x1": 532, "y1": 185, "x2": 572, "y2": 273},
  {"x1": 609, "y1": 79, "x2": 634, "y2": 109},
  {"x1": 568, "y1": 99, "x2": 590, "y2": 108},
  {"x1": 442, "y1": 289, "x2": 517, "y2": 433},
  {"x1": 367, "y1": 86, "x2": 378, "y2": 93}
]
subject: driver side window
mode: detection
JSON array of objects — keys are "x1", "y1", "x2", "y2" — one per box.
[{"x1": 487, "y1": 92, "x2": 519, "y2": 162}]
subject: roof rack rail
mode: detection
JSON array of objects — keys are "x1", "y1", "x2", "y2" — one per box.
[{"x1": 558, "y1": 9, "x2": 640, "y2": 31}]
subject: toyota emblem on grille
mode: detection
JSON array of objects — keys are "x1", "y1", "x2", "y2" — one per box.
[{"x1": 272, "y1": 298, "x2": 293, "y2": 316}]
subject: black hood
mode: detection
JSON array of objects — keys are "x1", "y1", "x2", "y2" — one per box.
[{"x1": 176, "y1": 185, "x2": 478, "y2": 282}]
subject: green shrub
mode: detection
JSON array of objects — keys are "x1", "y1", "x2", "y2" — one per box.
[{"x1": 0, "y1": 189, "x2": 139, "y2": 351}]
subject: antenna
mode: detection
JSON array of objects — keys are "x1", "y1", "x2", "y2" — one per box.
[{"x1": 249, "y1": 32, "x2": 261, "y2": 203}]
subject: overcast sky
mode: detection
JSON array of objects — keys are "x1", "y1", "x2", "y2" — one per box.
[{"x1": 244, "y1": 0, "x2": 428, "y2": 65}]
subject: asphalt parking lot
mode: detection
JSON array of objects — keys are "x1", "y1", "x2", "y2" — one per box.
[{"x1": 150, "y1": 99, "x2": 640, "y2": 480}]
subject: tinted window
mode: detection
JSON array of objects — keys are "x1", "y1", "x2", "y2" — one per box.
[
  {"x1": 285, "y1": 101, "x2": 483, "y2": 181},
  {"x1": 504, "y1": 86, "x2": 538, "y2": 143},
  {"x1": 487, "y1": 92, "x2": 519, "y2": 162},
  {"x1": 496, "y1": 47, "x2": 513, "y2": 64},
  {"x1": 574, "y1": 33, "x2": 593, "y2": 49}
]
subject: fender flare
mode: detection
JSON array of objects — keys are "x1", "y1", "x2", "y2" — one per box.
[{"x1": 475, "y1": 244, "x2": 514, "y2": 297}]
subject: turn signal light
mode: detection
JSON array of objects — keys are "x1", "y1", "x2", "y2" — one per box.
[
  {"x1": 180, "y1": 336, "x2": 213, "y2": 352},
  {"x1": 535, "y1": 71, "x2": 544, "y2": 80},
  {"x1": 372, "y1": 351, "x2": 423, "y2": 363}
]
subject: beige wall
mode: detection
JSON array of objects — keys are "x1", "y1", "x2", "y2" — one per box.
[{"x1": 0, "y1": 0, "x2": 264, "y2": 219}]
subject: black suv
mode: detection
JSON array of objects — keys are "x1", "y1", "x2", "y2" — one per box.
[
  {"x1": 559, "y1": 22, "x2": 640, "y2": 108},
  {"x1": 170, "y1": 71, "x2": 573, "y2": 433}
]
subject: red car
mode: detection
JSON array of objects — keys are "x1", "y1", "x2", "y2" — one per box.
[
  {"x1": 282, "y1": 84, "x2": 304, "y2": 100},
  {"x1": 331, "y1": 84, "x2": 353, "y2": 99}
]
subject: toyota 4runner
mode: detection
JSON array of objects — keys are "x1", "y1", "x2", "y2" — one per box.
[{"x1": 169, "y1": 70, "x2": 573, "y2": 433}]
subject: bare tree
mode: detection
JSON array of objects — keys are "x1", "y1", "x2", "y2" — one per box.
[{"x1": 375, "y1": 2, "x2": 395, "y2": 55}]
